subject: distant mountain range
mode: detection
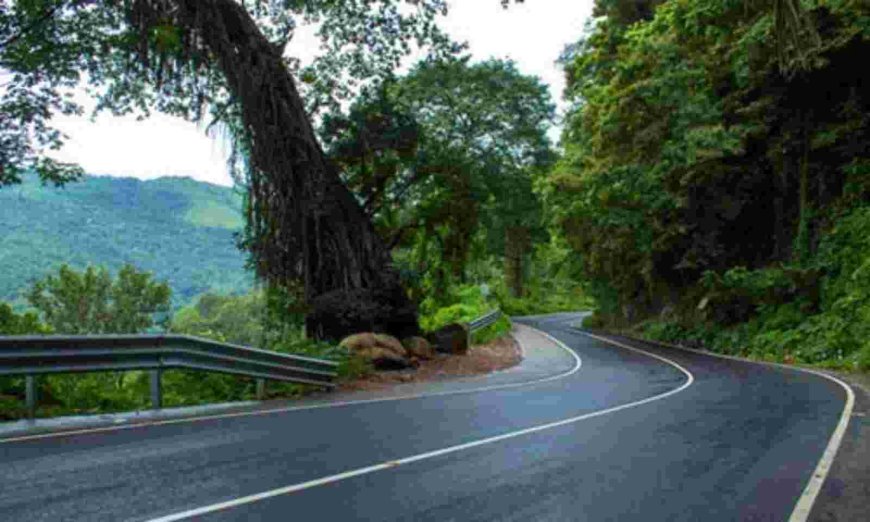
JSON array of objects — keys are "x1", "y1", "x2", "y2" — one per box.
[{"x1": 0, "y1": 174, "x2": 253, "y2": 307}]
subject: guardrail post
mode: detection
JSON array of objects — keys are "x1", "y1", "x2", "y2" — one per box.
[
  {"x1": 25, "y1": 375, "x2": 36, "y2": 420},
  {"x1": 256, "y1": 378, "x2": 265, "y2": 400},
  {"x1": 150, "y1": 369, "x2": 162, "y2": 410}
]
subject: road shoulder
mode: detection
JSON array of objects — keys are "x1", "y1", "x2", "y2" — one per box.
[
  {"x1": 808, "y1": 370, "x2": 870, "y2": 522},
  {"x1": 0, "y1": 323, "x2": 576, "y2": 441}
]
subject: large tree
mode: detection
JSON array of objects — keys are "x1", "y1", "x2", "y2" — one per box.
[
  {"x1": 1, "y1": 0, "x2": 461, "y2": 340},
  {"x1": 322, "y1": 58, "x2": 555, "y2": 299}
]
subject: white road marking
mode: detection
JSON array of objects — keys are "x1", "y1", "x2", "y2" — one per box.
[
  {"x1": 0, "y1": 324, "x2": 580, "y2": 444},
  {"x1": 145, "y1": 328, "x2": 693, "y2": 521},
  {"x1": 787, "y1": 369, "x2": 854, "y2": 522},
  {"x1": 581, "y1": 331, "x2": 856, "y2": 522}
]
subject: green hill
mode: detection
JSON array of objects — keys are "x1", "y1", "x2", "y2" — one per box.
[{"x1": 0, "y1": 174, "x2": 253, "y2": 307}]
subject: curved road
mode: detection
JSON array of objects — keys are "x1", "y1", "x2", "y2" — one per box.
[{"x1": 0, "y1": 314, "x2": 850, "y2": 521}]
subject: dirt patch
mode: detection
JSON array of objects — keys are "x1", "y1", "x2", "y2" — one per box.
[{"x1": 341, "y1": 335, "x2": 522, "y2": 392}]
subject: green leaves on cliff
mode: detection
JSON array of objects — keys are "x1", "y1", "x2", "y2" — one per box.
[{"x1": 552, "y1": 0, "x2": 870, "y2": 365}]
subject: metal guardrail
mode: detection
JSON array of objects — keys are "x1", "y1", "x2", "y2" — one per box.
[
  {"x1": 0, "y1": 334, "x2": 339, "y2": 418},
  {"x1": 467, "y1": 309, "x2": 502, "y2": 334}
]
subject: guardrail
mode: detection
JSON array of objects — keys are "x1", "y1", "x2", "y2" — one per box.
[
  {"x1": 468, "y1": 309, "x2": 502, "y2": 333},
  {"x1": 466, "y1": 309, "x2": 504, "y2": 347},
  {"x1": 0, "y1": 334, "x2": 339, "y2": 419}
]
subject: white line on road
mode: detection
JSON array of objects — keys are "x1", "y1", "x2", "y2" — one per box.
[
  {"x1": 589, "y1": 331, "x2": 856, "y2": 522},
  {"x1": 145, "y1": 328, "x2": 693, "y2": 522},
  {"x1": 0, "y1": 324, "x2": 580, "y2": 444}
]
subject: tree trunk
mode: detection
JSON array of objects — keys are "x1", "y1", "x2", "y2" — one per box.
[
  {"x1": 795, "y1": 120, "x2": 812, "y2": 264},
  {"x1": 504, "y1": 226, "x2": 529, "y2": 298},
  {"x1": 772, "y1": 143, "x2": 789, "y2": 261},
  {"x1": 137, "y1": 0, "x2": 418, "y2": 340}
]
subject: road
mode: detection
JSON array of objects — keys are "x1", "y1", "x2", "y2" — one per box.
[{"x1": 0, "y1": 314, "x2": 850, "y2": 521}]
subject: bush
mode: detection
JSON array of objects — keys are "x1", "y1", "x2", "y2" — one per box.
[
  {"x1": 419, "y1": 284, "x2": 512, "y2": 344},
  {"x1": 581, "y1": 313, "x2": 604, "y2": 330},
  {"x1": 857, "y1": 342, "x2": 870, "y2": 371}
]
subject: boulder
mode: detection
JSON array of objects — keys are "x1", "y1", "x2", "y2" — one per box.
[
  {"x1": 428, "y1": 323, "x2": 469, "y2": 355},
  {"x1": 373, "y1": 333, "x2": 406, "y2": 355},
  {"x1": 340, "y1": 332, "x2": 410, "y2": 369},
  {"x1": 402, "y1": 336, "x2": 436, "y2": 360}
]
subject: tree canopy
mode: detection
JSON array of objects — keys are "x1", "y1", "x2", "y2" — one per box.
[
  {"x1": 321, "y1": 57, "x2": 556, "y2": 301},
  {"x1": 551, "y1": 0, "x2": 870, "y2": 366},
  {"x1": 27, "y1": 263, "x2": 171, "y2": 333}
]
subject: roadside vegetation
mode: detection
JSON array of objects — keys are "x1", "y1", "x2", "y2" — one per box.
[
  {"x1": 0, "y1": 263, "x2": 524, "y2": 419},
  {"x1": 561, "y1": 1, "x2": 870, "y2": 371}
]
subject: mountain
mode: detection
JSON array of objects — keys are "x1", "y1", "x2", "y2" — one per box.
[{"x1": 0, "y1": 174, "x2": 253, "y2": 307}]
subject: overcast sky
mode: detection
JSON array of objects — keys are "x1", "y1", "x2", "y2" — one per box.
[{"x1": 50, "y1": 0, "x2": 594, "y2": 187}]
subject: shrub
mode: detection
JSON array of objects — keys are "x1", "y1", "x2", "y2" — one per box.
[
  {"x1": 419, "y1": 284, "x2": 511, "y2": 344},
  {"x1": 581, "y1": 313, "x2": 604, "y2": 330}
]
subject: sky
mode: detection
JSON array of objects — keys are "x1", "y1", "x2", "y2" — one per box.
[{"x1": 50, "y1": 0, "x2": 595, "y2": 187}]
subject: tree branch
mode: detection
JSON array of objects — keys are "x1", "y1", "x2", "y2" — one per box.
[{"x1": 0, "y1": 1, "x2": 64, "y2": 51}]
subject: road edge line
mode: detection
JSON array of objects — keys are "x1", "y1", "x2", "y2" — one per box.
[
  {"x1": 144, "y1": 327, "x2": 692, "y2": 522},
  {"x1": 0, "y1": 324, "x2": 580, "y2": 444},
  {"x1": 581, "y1": 329, "x2": 855, "y2": 522},
  {"x1": 787, "y1": 368, "x2": 855, "y2": 522}
]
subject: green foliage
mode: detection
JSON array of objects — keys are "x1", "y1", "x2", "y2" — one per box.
[
  {"x1": 551, "y1": 0, "x2": 870, "y2": 371},
  {"x1": 1, "y1": 263, "x2": 170, "y2": 418},
  {"x1": 171, "y1": 291, "x2": 271, "y2": 346},
  {"x1": 697, "y1": 266, "x2": 820, "y2": 325},
  {"x1": 581, "y1": 313, "x2": 605, "y2": 330},
  {"x1": 494, "y1": 239, "x2": 595, "y2": 316},
  {"x1": 171, "y1": 289, "x2": 370, "y2": 392},
  {"x1": 552, "y1": 0, "x2": 870, "y2": 314},
  {"x1": 322, "y1": 58, "x2": 555, "y2": 302},
  {"x1": 169, "y1": 290, "x2": 341, "y2": 400},
  {"x1": 0, "y1": 285, "x2": 370, "y2": 420},
  {"x1": 27, "y1": 263, "x2": 171, "y2": 334},
  {"x1": 0, "y1": 0, "x2": 458, "y2": 189},
  {"x1": 419, "y1": 284, "x2": 512, "y2": 345},
  {"x1": 0, "y1": 174, "x2": 251, "y2": 306},
  {"x1": 0, "y1": 0, "x2": 106, "y2": 187},
  {"x1": 0, "y1": 304, "x2": 49, "y2": 419},
  {"x1": 635, "y1": 204, "x2": 870, "y2": 369},
  {"x1": 0, "y1": 303, "x2": 50, "y2": 335}
]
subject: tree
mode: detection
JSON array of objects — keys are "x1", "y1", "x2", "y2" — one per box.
[
  {"x1": 169, "y1": 289, "x2": 304, "y2": 347},
  {"x1": 1, "y1": 0, "x2": 464, "y2": 340},
  {"x1": 322, "y1": 58, "x2": 555, "y2": 300},
  {"x1": 397, "y1": 59, "x2": 555, "y2": 294},
  {"x1": 27, "y1": 263, "x2": 170, "y2": 333},
  {"x1": 0, "y1": 303, "x2": 49, "y2": 335}
]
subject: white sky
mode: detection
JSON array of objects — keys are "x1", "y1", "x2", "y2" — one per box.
[{"x1": 50, "y1": 0, "x2": 594, "y2": 187}]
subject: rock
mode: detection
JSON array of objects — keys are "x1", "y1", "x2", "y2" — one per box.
[
  {"x1": 402, "y1": 336, "x2": 435, "y2": 360},
  {"x1": 428, "y1": 323, "x2": 469, "y2": 355},
  {"x1": 373, "y1": 333, "x2": 406, "y2": 355},
  {"x1": 340, "y1": 332, "x2": 378, "y2": 351},
  {"x1": 340, "y1": 332, "x2": 410, "y2": 369}
]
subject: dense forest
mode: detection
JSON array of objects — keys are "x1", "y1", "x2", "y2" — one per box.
[
  {"x1": 0, "y1": 174, "x2": 251, "y2": 306},
  {"x1": 552, "y1": 0, "x2": 870, "y2": 369}
]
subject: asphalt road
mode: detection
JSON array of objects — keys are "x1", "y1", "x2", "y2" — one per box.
[{"x1": 0, "y1": 314, "x2": 849, "y2": 521}]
